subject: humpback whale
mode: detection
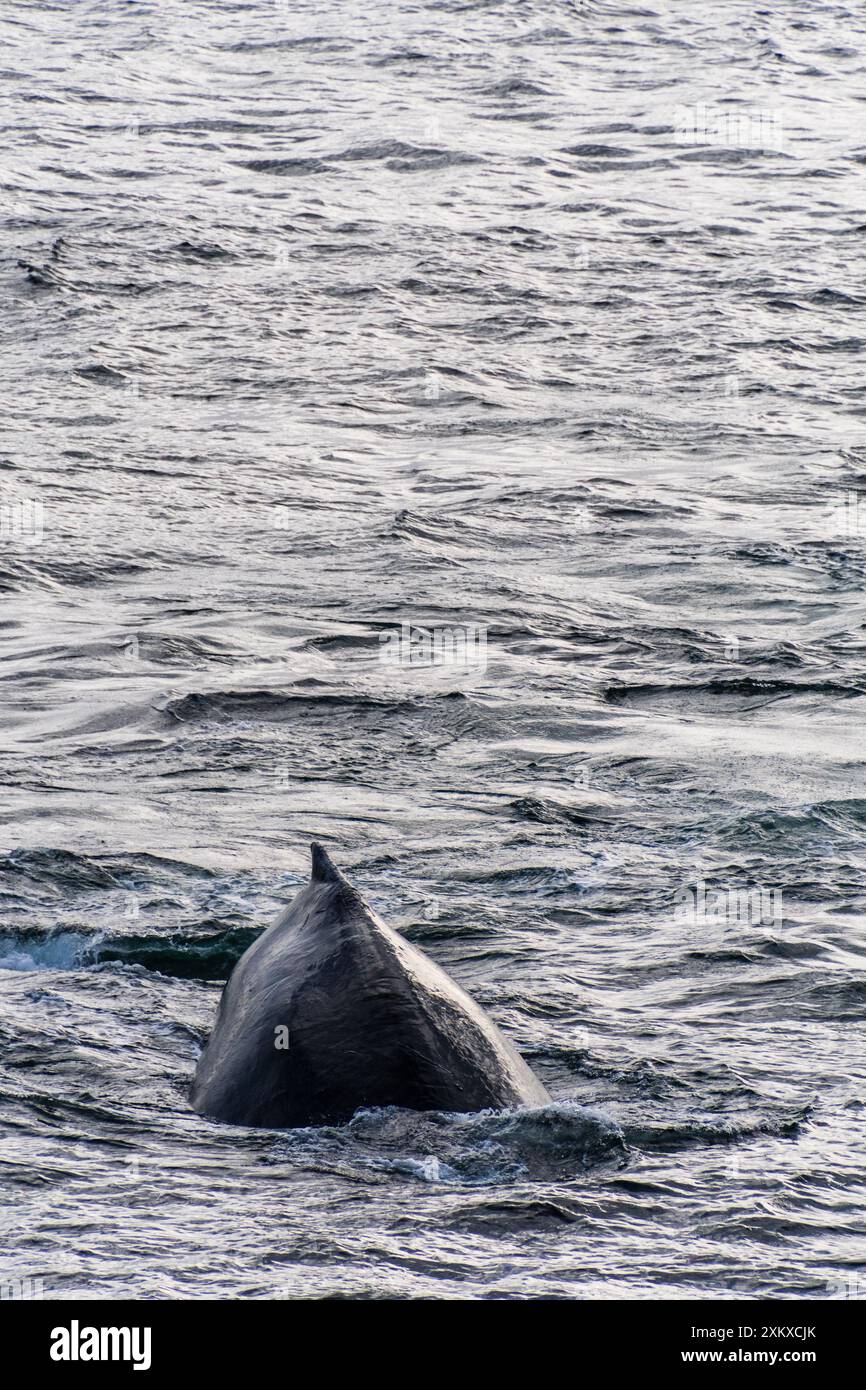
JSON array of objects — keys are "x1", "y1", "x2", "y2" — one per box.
[{"x1": 191, "y1": 843, "x2": 549, "y2": 1128}]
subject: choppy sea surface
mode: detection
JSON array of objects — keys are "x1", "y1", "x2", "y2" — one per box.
[{"x1": 1, "y1": 0, "x2": 865, "y2": 1300}]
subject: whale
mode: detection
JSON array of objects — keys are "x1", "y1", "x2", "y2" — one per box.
[{"x1": 190, "y1": 843, "x2": 550, "y2": 1128}]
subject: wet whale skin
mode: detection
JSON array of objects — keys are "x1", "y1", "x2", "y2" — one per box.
[{"x1": 190, "y1": 845, "x2": 550, "y2": 1128}]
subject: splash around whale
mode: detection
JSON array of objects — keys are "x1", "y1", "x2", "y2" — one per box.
[{"x1": 190, "y1": 843, "x2": 550, "y2": 1128}]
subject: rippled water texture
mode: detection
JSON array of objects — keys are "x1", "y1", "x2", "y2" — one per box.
[{"x1": 1, "y1": 0, "x2": 865, "y2": 1299}]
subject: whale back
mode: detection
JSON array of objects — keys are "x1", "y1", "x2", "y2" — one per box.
[{"x1": 190, "y1": 844, "x2": 550, "y2": 1128}]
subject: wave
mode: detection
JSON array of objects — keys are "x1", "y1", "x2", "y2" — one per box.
[
  {"x1": 0, "y1": 849, "x2": 124, "y2": 890},
  {"x1": 507, "y1": 796, "x2": 614, "y2": 827},
  {"x1": 0, "y1": 926, "x2": 256, "y2": 979},
  {"x1": 157, "y1": 687, "x2": 428, "y2": 723},
  {"x1": 622, "y1": 1106, "x2": 812, "y2": 1153},
  {"x1": 236, "y1": 156, "x2": 331, "y2": 176},
  {"x1": 604, "y1": 677, "x2": 863, "y2": 712},
  {"x1": 480, "y1": 78, "x2": 551, "y2": 98},
  {"x1": 275, "y1": 1102, "x2": 629, "y2": 1184}
]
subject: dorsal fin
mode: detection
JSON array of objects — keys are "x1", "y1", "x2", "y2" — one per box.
[{"x1": 310, "y1": 842, "x2": 341, "y2": 884}]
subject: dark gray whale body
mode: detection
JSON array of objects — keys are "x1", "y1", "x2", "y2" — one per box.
[{"x1": 191, "y1": 844, "x2": 549, "y2": 1128}]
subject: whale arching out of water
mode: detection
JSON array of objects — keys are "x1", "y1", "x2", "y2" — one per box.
[{"x1": 190, "y1": 844, "x2": 550, "y2": 1128}]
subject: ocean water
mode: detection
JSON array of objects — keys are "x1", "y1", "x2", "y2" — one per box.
[{"x1": 2, "y1": 0, "x2": 865, "y2": 1300}]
